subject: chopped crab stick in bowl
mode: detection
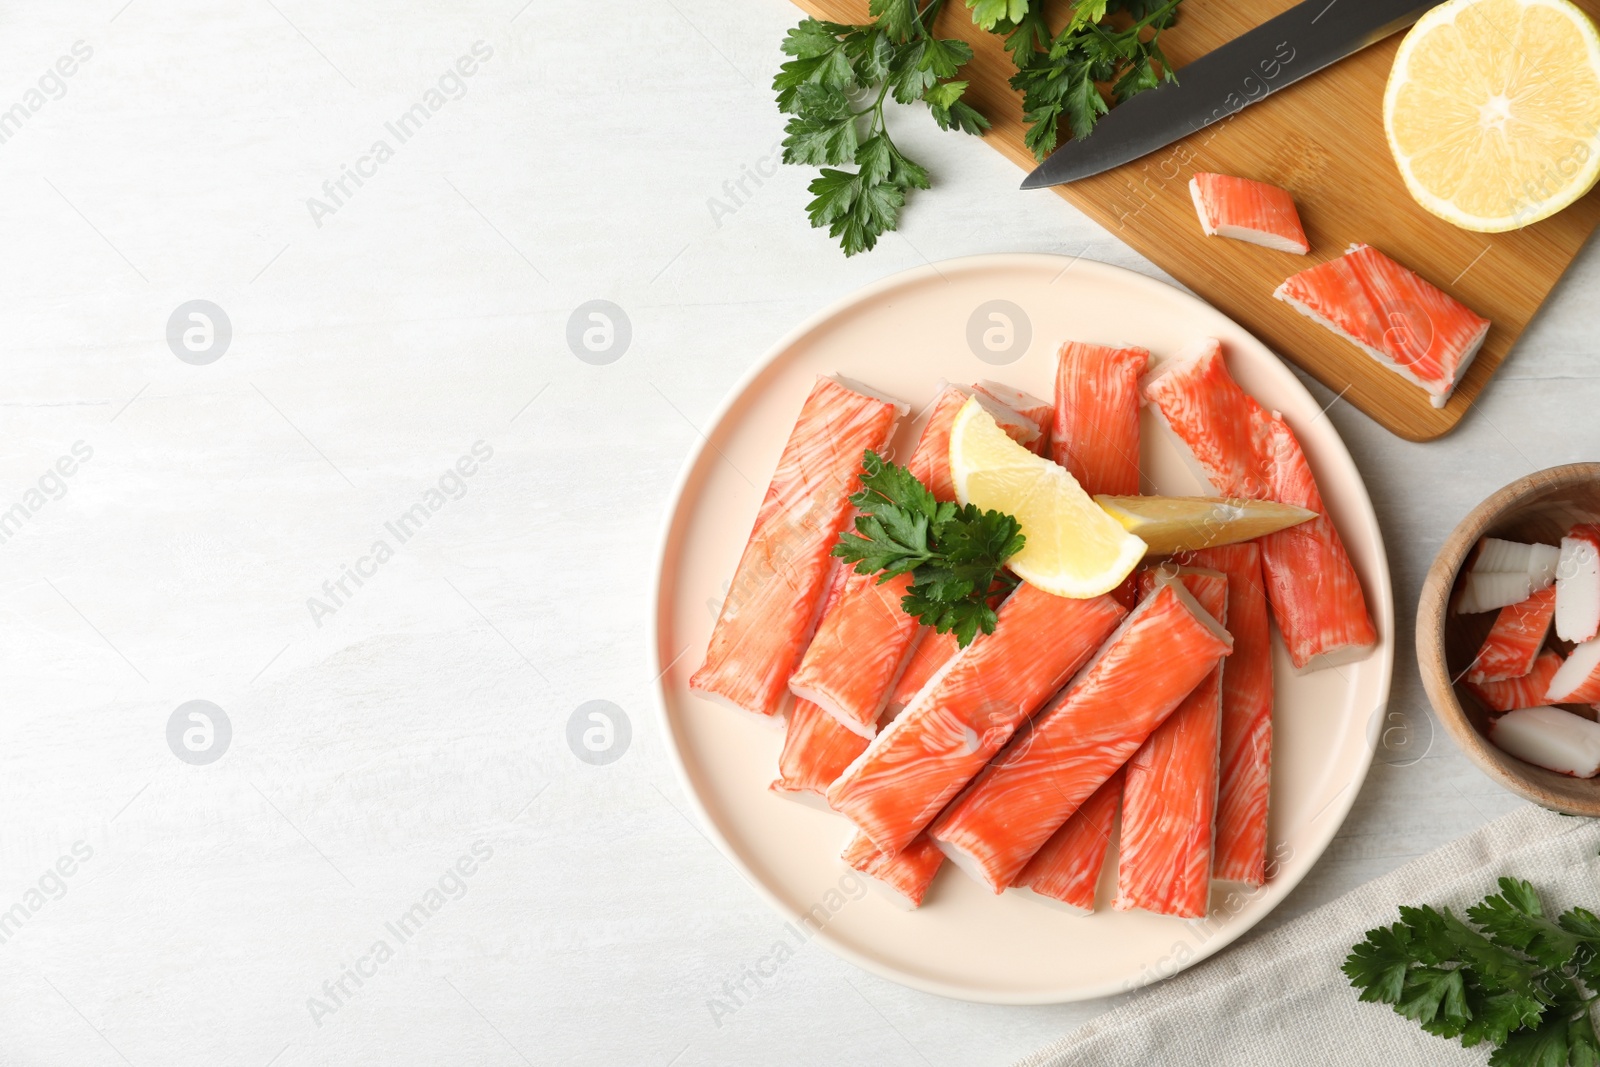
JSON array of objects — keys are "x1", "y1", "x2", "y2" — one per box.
[
  {"x1": 1189, "y1": 173, "x2": 1309, "y2": 255},
  {"x1": 1142, "y1": 338, "x2": 1377, "y2": 671},
  {"x1": 1456, "y1": 572, "x2": 1535, "y2": 615},
  {"x1": 841, "y1": 831, "x2": 944, "y2": 909},
  {"x1": 690, "y1": 376, "x2": 904, "y2": 719},
  {"x1": 1489, "y1": 705, "x2": 1600, "y2": 779},
  {"x1": 1178, "y1": 543, "x2": 1274, "y2": 887},
  {"x1": 1010, "y1": 770, "x2": 1123, "y2": 913},
  {"x1": 1556, "y1": 525, "x2": 1600, "y2": 643},
  {"x1": 1456, "y1": 535, "x2": 1558, "y2": 614},
  {"x1": 826, "y1": 584, "x2": 1128, "y2": 858},
  {"x1": 927, "y1": 579, "x2": 1232, "y2": 893},
  {"x1": 1469, "y1": 650, "x2": 1564, "y2": 713},
  {"x1": 1273, "y1": 243, "x2": 1490, "y2": 409},
  {"x1": 1466, "y1": 587, "x2": 1557, "y2": 684},
  {"x1": 1116, "y1": 568, "x2": 1229, "y2": 919},
  {"x1": 1548, "y1": 639, "x2": 1600, "y2": 704},
  {"x1": 771, "y1": 698, "x2": 870, "y2": 802}
]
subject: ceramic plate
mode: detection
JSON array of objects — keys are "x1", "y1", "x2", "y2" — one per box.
[{"x1": 651, "y1": 254, "x2": 1394, "y2": 1003}]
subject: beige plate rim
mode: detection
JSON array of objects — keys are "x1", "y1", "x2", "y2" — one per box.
[{"x1": 649, "y1": 252, "x2": 1395, "y2": 1004}]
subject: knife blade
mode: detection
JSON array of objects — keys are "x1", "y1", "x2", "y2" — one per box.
[{"x1": 1020, "y1": 0, "x2": 1437, "y2": 188}]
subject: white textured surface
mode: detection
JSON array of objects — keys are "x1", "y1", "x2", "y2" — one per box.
[{"x1": 0, "y1": 1, "x2": 1591, "y2": 1065}]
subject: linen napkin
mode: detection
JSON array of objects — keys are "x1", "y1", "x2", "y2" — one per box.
[{"x1": 1018, "y1": 805, "x2": 1600, "y2": 1067}]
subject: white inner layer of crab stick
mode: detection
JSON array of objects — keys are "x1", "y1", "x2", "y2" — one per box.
[
  {"x1": 1490, "y1": 706, "x2": 1600, "y2": 778},
  {"x1": 1556, "y1": 526, "x2": 1600, "y2": 643},
  {"x1": 1548, "y1": 639, "x2": 1600, "y2": 704}
]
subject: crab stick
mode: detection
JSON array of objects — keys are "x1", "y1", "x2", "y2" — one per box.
[
  {"x1": 974, "y1": 381, "x2": 1052, "y2": 456},
  {"x1": 1489, "y1": 705, "x2": 1600, "y2": 778},
  {"x1": 788, "y1": 385, "x2": 971, "y2": 735},
  {"x1": 928, "y1": 580, "x2": 1232, "y2": 892},
  {"x1": 1143, "y1": 339, "x2": 1377, "y2": 671},
  {"x1": 691, "y1": 376, "x2": 903, "y2": 719},
  {"x1": 826, "y1": 584, "x2": 1127, "y2": 857},
  {"x1": 1011, "y1": 770, "x2": 1122, "y2": 912},
  {"x1": 1470, "y1": 650, "x2": 1564, "y2": 712},
  {"x1": 1556, "y1": 526, "x2": 1600, "y2": 643},
  {"x1": 1115, "y1": 568, "x2": 1228, "y2": 918},
  {"x1": 1179, "y1": 544, "x2": 1274, "y2": 887},
  {"x1": 888, "y1": 630, "x2": 959, "y2": 712},
  {"x1": 772, "y1": 698, "x2": 871, "y2": 801},
  {"x1": 1548, "y1": 641, "x2": 1600, "y2": 704},
  {"x1": 1189, "y1": 173, "x2": 1309, "y2": 255},
  {"x1": 1053, "y1": 341, "x2": 1149, "y2": 497},
  {"x1": 1467, "y1": 586, "x2": 1557, "y2": 684},
  {"x1": 1274, "y1": 244, "x2": 1489, "y2": 409},
  {"x1": 841, "y1": 831, "x2": 944, "y2": 909}
]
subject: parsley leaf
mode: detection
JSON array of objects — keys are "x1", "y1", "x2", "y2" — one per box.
[
  {"x1": 832, "y1": 450, "x2": 1023, "y2": 647},
  {"x1": 1347, "y1": 878, "x2": 1600, "y2": 1066},
  {"x1": 774, "y1": 0, "x2": 988, "y2": 257}
]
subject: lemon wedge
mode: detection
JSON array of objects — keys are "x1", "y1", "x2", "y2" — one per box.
[
  {"x1": 1384, "y1": 0, "x2": 1600, "y2": 232},
  {"x1": 949, "y1": 397, "x2": 1146, "y2": 598},
  {"x1": 1095, "y1": 495, "x2": 1317, "y2": 555}
]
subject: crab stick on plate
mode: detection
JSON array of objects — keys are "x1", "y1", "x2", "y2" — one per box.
[
  {"x1": 1467, "y1": 586, "x2": 1557, "y2": 684},
  {"x1": 1143, "y1": 339, "x2": 1377, "y2": 671},
  {"x1": 771, "y1": 698, "x2": 871, "y2": 803},
  {"x1": 973, "y1": 381, "x2": 1052, "y2": 456},
  {"x1": 928, "y1": 579, "x2": 1232, "y2": 893},
  {"x1": 691, "y1": 376, "x2": 904, "y2": 719},
  {"x1": 1178, "y1": 544, "x2": 1275, "y2": 887},
  {"x1": 1115, "y1": 568, "x2": 1228, "y2": 919},
  {"x1": 826, "y1": 584, "x2": 1127, "y2": 857},
  {"x1": 1469, "y1": 649, "x2": 1563, "y2": 712},
  {"x1": 1052, "y1": 341, "x2": 1149, "y2": 497},
  {"x1": 1273, "y1": 243, "x2": 1489, "y2": 409},
  {"x1": 1011, "y1": 770, "x2": 1122, "y2": 912},
  {"x1": 1189, "y1": 173, "x2": 1310, "y2": 255},
  {"x1": 841, "y1": 831, "x2": 944, "y2": 909}
]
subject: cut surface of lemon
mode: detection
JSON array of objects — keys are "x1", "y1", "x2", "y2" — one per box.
[
  {"x1": 948, "y1": 398, "x2": 1145, "y2": 598},
  {"x1": 1384, "y1": 0, "x2": 1600, "y2": 232},
  {"x1": 1095, "y1": 495, "x2": 1317, "y2": 555}
]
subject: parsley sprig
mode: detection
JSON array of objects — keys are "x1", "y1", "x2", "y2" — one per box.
[
  {"x1": 832, "y1": 450, "x2": 1024, "y2": 648},
  {"x1": 998, "y1": 0, "x2": 1183, "y2": 162},
  {"x1": 1344, "y1": 877, "x2": 1600, "y2": 1066},
  {"x1": 774, "y1": 0, "x2": 989, "y2": 256}
]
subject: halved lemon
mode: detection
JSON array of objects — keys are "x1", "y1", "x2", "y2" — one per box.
[
  {"x1": 948, "y1": 397, "x2": 1145, "y2": 598},
  {"x1": 1384, "y1": 0, "x2": 1600, "y2": 232}
]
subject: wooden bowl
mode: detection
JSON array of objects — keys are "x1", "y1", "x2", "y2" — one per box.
[{"x1": 1419, "y1": 463, "x2": 1600, "y2": 815}]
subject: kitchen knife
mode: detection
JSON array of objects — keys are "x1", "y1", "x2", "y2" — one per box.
[{"x1": 1020, "y1": 0, "x2": 1438, "y2": 188}]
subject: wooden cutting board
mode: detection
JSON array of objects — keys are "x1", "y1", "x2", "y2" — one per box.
[{"x1": 790, "y1": 0, "x2": 1600, "y2": 440}]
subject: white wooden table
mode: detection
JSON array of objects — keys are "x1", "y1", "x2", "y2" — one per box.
[{"x1": 0, "y1": 1, "x2": 1588, "y2": 1064}]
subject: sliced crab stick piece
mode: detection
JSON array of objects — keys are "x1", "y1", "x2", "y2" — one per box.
[
  {"x1": 1179, "y1": 543, "x2": 1274, "y2": 887},
  {"x1": 928, "y1": 580, "x2": 1232, "y2": 892},
  {"x1": 1469, "y1": 650, "x2": 1563, "y2": 712},
  {"x1": 1273, "y1": 243, "x2": 1490, "y2": 409},
  {"x1": 691, "y1": 376, "x2": 904, "y2": 719},
  {"x1": 1489, "y1": 705, "x2": 1600, "y2": 778},
  {"x1": 1556, "y1": 526, "x2": 1600, "y2": 643},
  {"x1": 1467, "y1": 586, "x2": 1557, "y2": 684},
  {"x1": 1115, "y1": 568, "x2": 1228, "y2": 918},
  {"x1": 1143, "y1": 339, "x2": 1377, "y2": 671},
  {"x1": 1052, "y1": 341, "x2": 1149, "y2": 497},
  {"x1": 1189, "y1": 173, "x2": 1309, "y2": 255},
  {"x1": 1472, "y1": 537, "x2": 1560, "y2": 587},
  {"x1": 789, "y1": 385, "x2": 972, "y2": 735},
  {"x1": 1011, "y1": 770, "x2": 1123, "y2": 913},
  {"x1": 826, "y1": 585, "x2": 1128, "y2": 857},
  {"x1": 1548, "y1": 640, "x2": 1600, "y2": 704},
  {"x1": 888, "y1": 629, "x2": 959, "y2": 712},
  {"x1": 841, "y1": 831, "x2": 944, "y2": 909},
  {"x1": 973, "y1": 381, "x2": 1052, "y2": 456},
  {"x1": 1457, "y1": 571, "x2": 1535, "y2": 615},
  {"x1": 771, "y1": 698, "x2": 871, "y2": 801}
]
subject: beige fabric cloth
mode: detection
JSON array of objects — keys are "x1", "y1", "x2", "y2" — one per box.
[{"x1": 1018, "y1": 805, "x2": 1600, "y2": 1067}]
